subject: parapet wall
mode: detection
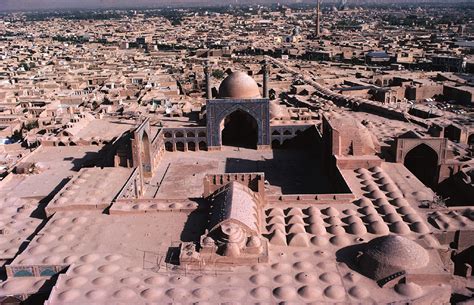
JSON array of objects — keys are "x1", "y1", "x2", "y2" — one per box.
[
  {"x1": 267, "y1": 193, "x2": 354, "y2": 205},
  {"x1": 203, "y1": 172, "x2": 265, "y2": 198},
  {"x1": 6, "y1": 264, "x2": 67, "y2": 279},
  {"x1": 116, "y1": 168, "x2": 141, "y2": 200},
  {"x1": 335, "y1": 155, "x2": 383, "y2": 170}
]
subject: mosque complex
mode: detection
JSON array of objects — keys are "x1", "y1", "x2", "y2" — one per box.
[{"x1": 0, "y1": 59, "x2": 473, "y2": 304}]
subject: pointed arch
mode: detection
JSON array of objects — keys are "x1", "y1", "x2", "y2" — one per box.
[
  {"x1": 216, "y1": 104, "x2": 261, "y2": 149},
  {"x1": 220, "y1": 109, "x2": 258, "y2": 149},
  {"x1": 199, "y1": 141, "x2": 207, "y2": 151},
  {"x1": 272, "y1": 139, "x2": 281, "y2": 149},
  {"x1": 141, "y1": 131, "x2": 152, "y2": 175},
  {"x1": 206, "y1": 99, "x2": 270, "y2": 149},
  {"x1": 468, "y1": 134, "x2": 474, "y2": 147},
  {"x1": 176, "y1": 142, "x2": 185, "y2": 152},
  {"x1": 404, "y1": 143, "x2": 438, "y2": 187}
]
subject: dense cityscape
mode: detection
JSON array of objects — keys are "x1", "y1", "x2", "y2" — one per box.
[{"x1": 0, "y1": 1, "x2": 473, "y2": 304}]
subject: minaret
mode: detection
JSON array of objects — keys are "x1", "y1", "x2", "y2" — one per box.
[
  {"x1": 316, "y1": 0, "x2": 321, "y2": 38},
  {"x1": 263, "y1": 59, "x2": 269, "y2": 99},
  {"x1": 204, "y1": 60, "x2": 212, "y2": 99}
]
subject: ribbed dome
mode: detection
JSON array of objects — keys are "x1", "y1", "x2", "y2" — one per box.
[
  {"x1": 359, "y1": 235, "x2": 429, "y2": 281},
  {"x1": 218, "y1": 71, "x2": 261, "y2": 99}
]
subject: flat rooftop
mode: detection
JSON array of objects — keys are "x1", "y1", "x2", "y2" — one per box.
[
  {"x1": 72, "y1": 119, "x2": 135, "y2": 140},
  {"x1": 45, "y1": 167, "x2": 133, "y2": 216},
  {"x1": 3, "y1": 145, "x2": 103, "y2": 199}
]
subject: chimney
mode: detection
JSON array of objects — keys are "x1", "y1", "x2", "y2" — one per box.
[{"x1": 204, "y1": 60, "x2": 212, "y2": 99}]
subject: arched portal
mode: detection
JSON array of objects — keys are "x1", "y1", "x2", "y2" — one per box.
[
  {"x1": 141, "y1": 132, "x2": 152, "y2": 176},
  {"x1": 404, "y1": 144, "x2": 438, "y2": 187},
  {"x1": 220, "y1": 110, "x2": 258, "y2": 149}
]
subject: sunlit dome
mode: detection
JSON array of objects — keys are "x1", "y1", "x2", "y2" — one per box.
[
  {"x1": 218, "y1": 71, "x2": 261, "y2": 99},
  {"x1": 359, "y1": 235, "x2": 430, "y2": 281}
]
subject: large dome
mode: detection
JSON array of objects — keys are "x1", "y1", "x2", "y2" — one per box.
[
  {"x1": 218, "y1": 71, "x2": 261, "y2": 99},
  {"x1": 358, "y1": 235, "x2": 430, "y2": 281}
]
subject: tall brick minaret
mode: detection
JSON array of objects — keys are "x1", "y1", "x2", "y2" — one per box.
[
  {"x1": 204, "y1": 60, "x2": 212, "y2": 99},
  {"x1": 316, "y1": 0, "x2": 321, "y2": 38},
  {"x1": 262, "y1": 59, "x2": 269, "y2": 99}
]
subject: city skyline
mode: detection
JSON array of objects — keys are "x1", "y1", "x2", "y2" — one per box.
[{"x1": 2, "y1": 0, "x2": 472, "y2": 12}]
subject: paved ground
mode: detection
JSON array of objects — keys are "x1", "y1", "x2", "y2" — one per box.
[{"x1": 144, "y1": 146, "x2": 333, "y2": 199}]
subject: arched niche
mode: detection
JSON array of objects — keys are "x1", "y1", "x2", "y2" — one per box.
[{"x1": 404, "y1": 143, "x2": 439, "y2": 187}]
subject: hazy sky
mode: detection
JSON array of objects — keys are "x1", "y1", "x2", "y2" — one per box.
[
  {"x1": 1, "y1": 0, "x2": 187, "y2": 11},
  {"x1": 2, "y1": 0, "x2": 252, "y2": 11},
  {"x1": 1, "y1": 0, "x2": 466, "y2": 11}
]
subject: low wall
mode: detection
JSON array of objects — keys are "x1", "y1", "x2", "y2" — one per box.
[
  {"x1": 115, "y1": 168, "x2": 141, "y2": 199},
  {"x1": 6, "y1": 264, "x2": 67, "y2": 278},
  {"x1": 203, "y1": 172, "x2": 265, "y2": 197},
  {"x1": 267, "y1": 193, "x2": 354, "y2": 205},
  {"x1": 110, "y1": 198, "x2": 199, "y2": 214},
  {"x1": 335, "y1": 155, "x2": 383, "y2": 170}
]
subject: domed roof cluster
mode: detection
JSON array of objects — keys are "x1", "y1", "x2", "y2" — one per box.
[
  {"x1": 218, "y1": 71, "x2": 261, "y2": 99},
  {"x1": 358, "y1": 235, "x2": 429, "y2": 281}
]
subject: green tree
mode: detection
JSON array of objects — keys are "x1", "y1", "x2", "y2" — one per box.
[
  {"x1": 212, "y1": 69, "x2": 225, "y2": 79},
  {"x1": 24, "y1": 121, "x2": 39, "y2": 131}
]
